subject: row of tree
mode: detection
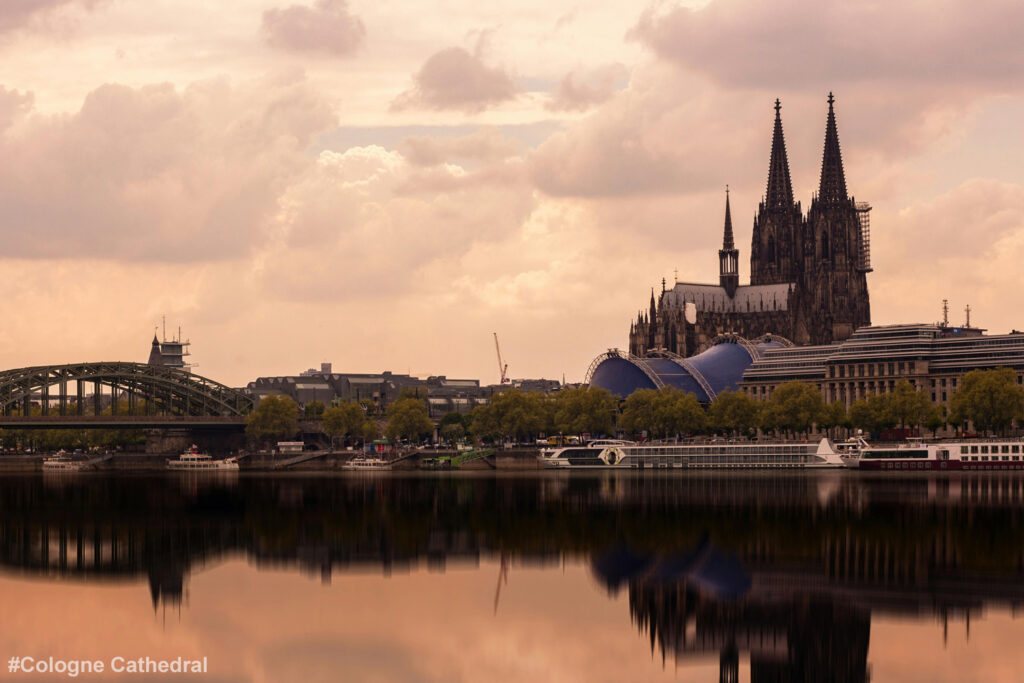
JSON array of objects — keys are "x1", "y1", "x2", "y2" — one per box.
[{"x1": 242, "y1": 367, "x2": 1024, "y2": 446}]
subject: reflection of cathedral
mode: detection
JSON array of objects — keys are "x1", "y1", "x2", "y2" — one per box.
[{"x1": 629, "y1": 95, "x2": 872, "y2": 357}]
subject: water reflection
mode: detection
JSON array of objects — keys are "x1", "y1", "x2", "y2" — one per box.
[{"x1": 2, "y1": 471, "x2": 1024, "y2": 680}]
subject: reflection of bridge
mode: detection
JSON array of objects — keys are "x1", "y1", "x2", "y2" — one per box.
[{"x1": 0, "y1": 362, "x2": 252, "y2": 428}]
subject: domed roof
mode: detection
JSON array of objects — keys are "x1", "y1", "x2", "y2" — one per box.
[{"x1": 586, "y1": 337, "x2": 786, "y2": 401}]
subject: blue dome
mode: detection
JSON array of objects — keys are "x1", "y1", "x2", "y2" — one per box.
[{"x1": 587, "y1": 339, "x2": 783, "y2": 402}]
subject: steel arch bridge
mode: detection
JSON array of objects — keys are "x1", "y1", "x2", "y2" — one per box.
[{"x1": 0, "y1": 362, "x2": 253, "y2": 419}]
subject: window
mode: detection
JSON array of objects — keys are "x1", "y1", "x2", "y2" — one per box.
[
  {"x1": 899, "y1": 362, "x2": 905, "y2": 373},
  {"x1": 961, "y1": 446, "x2": 968, "y2": 454},
  {"x1": 982, "y1": 446, "x2": 989, "y2": 454},
  {"x1": 1014, "y1": 446, "x2": 1020, "y2": 454},
  {"x1": 983, "y1": 456, "x2": 990, "y2": 461},
  {"x1": 971, "y1": 446, "x2": 979, "y2": 454},
  {"x1": 1003, "y1": 445, "x2": 1010, "y2": 454}
]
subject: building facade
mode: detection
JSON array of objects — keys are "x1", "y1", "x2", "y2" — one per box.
[
  {"x1": 629, "y1": 95, "x2": 872, "y2": 358},
  {"x1": 740, "y1": 323, "x2": 1024, "y2": 409}
]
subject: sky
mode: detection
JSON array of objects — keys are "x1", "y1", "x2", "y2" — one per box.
[{"x1": 1, "y1": 0, "x2": 1023, "y2": 387}]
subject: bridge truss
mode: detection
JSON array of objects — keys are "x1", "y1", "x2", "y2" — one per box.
[{"x1": 0, "y1": 362, "x2": 253, "y2": 419}]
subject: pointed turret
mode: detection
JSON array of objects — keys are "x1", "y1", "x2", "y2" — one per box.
[
  {"x1": 817, "y1": 92, "x2": 848, "y2": 205},
  {"x1": 765, "y1": 99, "x2": 794, "y2": 211},
  {"x1": 649, "y1": 289, "x2": 657, "y2": 323},
  {"x1": 718, "y1": 186, "x2": 739, "y2": 297},
  {"x1": 147, "y1": 333, "x2": 163, "y2": 366}
]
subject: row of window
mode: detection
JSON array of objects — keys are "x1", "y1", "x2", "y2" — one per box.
[
  {"x1": 964, "y1": 455, "x2": 1022, "y2": 461},
  {"x1": 829, "y1": 361, "x2": 916, "y2": 379},
  {"x1": 960, "y1": 445, "x2": 1022, "y2": 454}
]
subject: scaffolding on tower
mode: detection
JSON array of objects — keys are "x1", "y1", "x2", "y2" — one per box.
[{"x1": 855, "y1": 201, "x2": 872, "y2": 272}]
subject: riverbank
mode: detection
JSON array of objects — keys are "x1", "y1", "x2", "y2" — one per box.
[{"x1": 0, "y1": 448, "x2": 544, "y2": 472}]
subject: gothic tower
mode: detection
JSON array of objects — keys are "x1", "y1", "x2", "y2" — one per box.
[
  {"x1": 718, "y1": 187, "x2": 739, "y2": 297},
  {"x1": 750, "y1": 100, "x2": 803, "y2": 285},
  {"x1": 802, "y1": 93, "x2": 871, "y2": 343}
]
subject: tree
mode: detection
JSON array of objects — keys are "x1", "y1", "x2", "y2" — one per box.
[
  {"x1": 362, "y1": 419, "x2": 381, "y2": 442},
  {"x1": 397, "y1": 386, "x2": 428, "y2": 401},
  {"x1": 384, "y1": 397, "x2": 434, "y2": 442},
  {"x1": 618, "y1": 389, "x2": 660, "y2": 439},
  {"x1": 246, "y1": 394, "x2": 299, "y2": 443},
  {"x1": 553, "y1": 386, "x2": 618, "y2": 437},
  {"x1": 470, "y1": 390, "x2": 552, "y2": 442},
  {"x1": 438, "y1": 411, "x2": 470, "y2": 444},
  {"x1": 709, "y1": 391, "x2": 760, "y2": 436},
  {"x1": 322, "y1": 401, "x2": 365, "y2": 445},
  {"x1": 819, "y1": 401, "x2": 850, "y2": 438},
  {"x1": 303, "y1": 400, "x2": 325, "y2": 418},
  {"x1": 618, "y1": 387, "x2": 706, "y2": 439},
  {"x1": 759, "y1": 381, "x2": 826, "y2": 437},
  {"x1": 888, "y1": 380, "x2": 931, "y2": 430},
  {"x1": 949, "y1": 368, "x2": 1024, "y2": 435},
  {"x1": 849, "y1": 394, "x2": 896, "y2": 437},
  {"x1": 925, "y1": 404, "x2": 946, "y2": 437}
]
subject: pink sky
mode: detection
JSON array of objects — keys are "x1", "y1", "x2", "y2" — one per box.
[{"x1": 1, "y1": 0, "x2": 1023, "y2": 387}]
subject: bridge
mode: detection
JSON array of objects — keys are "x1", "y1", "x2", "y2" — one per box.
[{"x1": 0, "y1": 362, "x2": 253, "y2": 429}]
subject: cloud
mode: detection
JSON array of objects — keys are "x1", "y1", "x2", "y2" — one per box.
[
  {"x1": 0, "y1": 0, "x2": 98, "y2": 34},
  {"x1": 0, "y1": 73, "x2": 335, "y2": 262},
  {"x1": 0, "y1": 86, "x2": 32, "y2": 131},
  {"x1": 630, "y1": 0, "x2": 1024, "y2": 91},
  {"x1": 262, "y1": 0, "x2": 366, "y2": 57},
  {"x1": 398, "y1": 128, "x2": 522, "y2": 167},
  {"x1": 391, "y1": 46, "x2": 517, "y2": 113},
  {"x1": 546, "y1": 64, "x2": 629, "y2": 112}
]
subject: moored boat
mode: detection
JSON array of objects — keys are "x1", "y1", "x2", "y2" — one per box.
[
  {"x1": 42, "y1": 450, "x2": 90, "y2": 472},
  {"x1": 342, "y1": 456, "x2": 392, "y2": 471},
  {"x1": 167, "y1": 446, "x2": 240, "y2": 471},
  {"x1": 844, "y1": 439, "x2": 1024, "y2": 471},
  {"x1": 538, "y1": 438, "x2": 846, "y2": 469}
]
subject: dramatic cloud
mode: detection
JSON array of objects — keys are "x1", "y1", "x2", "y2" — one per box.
[
  {"x1": 546, "y1": 63, "x2": 628, "y2": 112},
  {"x1": 0, "y1": 74, "x2": 335, "y2": 262},
  {"x1": 391, "y1": 46, "x2": 517, "y2": 113},
  {"x1": 631, "y1": 0, "x2": 1024, "y2": 91},
  {"x1": 262, "y1": 0, "x2": 365, "y2": 57}
]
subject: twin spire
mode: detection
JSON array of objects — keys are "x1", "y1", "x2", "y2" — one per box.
[
  {"x1": 817, "y1": 92, "x2": 848, "y2": 205},
  {"x1": 764, "y1": 98, "x2": 795, "y2": 211}
]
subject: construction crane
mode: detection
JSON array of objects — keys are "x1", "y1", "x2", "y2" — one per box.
[{"x1": 493, "y1": 332, "x2": 510, "y2": 384}]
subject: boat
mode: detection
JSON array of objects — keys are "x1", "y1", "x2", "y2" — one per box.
[
  {"x1": 342, "y1": 456, "x2": 392, "y2": 471},
  {"x1": 538, "y1": 438, "x2": 846, "y2": 469},
  {"x1": 42, "y1": 450, "x2": 90, "y2": 472},
  {"x1": 167, "y1": 446, "x2": 240, "y2": 471},
  {"x1": 842, "y1": 439, "x2": 1024, "y2": 470}
]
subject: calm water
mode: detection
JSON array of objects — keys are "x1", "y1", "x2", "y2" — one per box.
[{"x1": 2, "y1": 471, "x2": 1024, "y2": 682}]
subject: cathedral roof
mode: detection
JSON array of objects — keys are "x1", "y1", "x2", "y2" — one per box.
[{"x1": 662, "y1": 282, "x2": 793, "y2": 313}]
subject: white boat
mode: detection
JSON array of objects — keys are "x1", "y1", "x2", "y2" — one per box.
[
  {"x1": 342, "y1": 456, "x2": 392, "y2": 471},
  {"x1": 538, "y1": 438, "x2": 846, "y2": 470},
  {"x1": 842, "y1": 438, "x2": 1024, "y2": 471},
  {"x1": 167, "y1": 446, "x2": 240, "y2": 471},
  {"x1": 42, "y1": 450, "x2": 90, "y2": 472}
]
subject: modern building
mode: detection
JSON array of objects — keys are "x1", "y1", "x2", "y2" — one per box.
[
  {"x1": 740, "y1": 322, "x2": 1024, "y2": 409},
  {"x1": 629, "y1": 94, "x2": 872, "y2": 357}
]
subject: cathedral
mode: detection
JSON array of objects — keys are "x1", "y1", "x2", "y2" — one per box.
[{"x1": 629, "y1": 94, "x2": 872, "y2": 358}]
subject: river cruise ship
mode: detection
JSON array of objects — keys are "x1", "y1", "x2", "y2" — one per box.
[
  {"x1": 167, "y1": 447, "x2": 240, "y2": 471},
  {"x1": 843, "y1": 440, "x2": 1024, "y2": 471},
  {"x1": 537, "y1": 438, "x2": 846, "y2": 470}
]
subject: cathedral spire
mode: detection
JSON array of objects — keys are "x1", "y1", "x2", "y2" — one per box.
[
  {"x1": 722, "y1": 185, "x2": 734, "y2": 250},
  {"x1": 817, "y1": 92, "x2": 848, "y2": 205},
  {"x1": 649, "y1": 288, "x2": 657, "y2": 323},
  {"x1": 719, "y1": 186, "x2": 739, "y2": 297},
  {"x1": 765, "y1": 99, "x2": 795, "y2": 211}
]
